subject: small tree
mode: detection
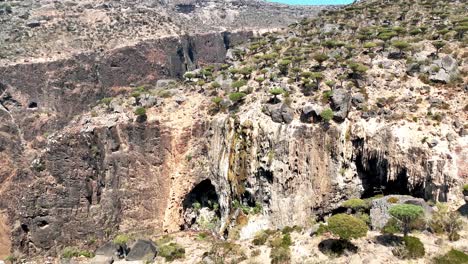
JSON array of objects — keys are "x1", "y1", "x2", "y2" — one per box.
[
  {"x1": 269, "y1": 88, "x2": 285, "y2": 103},
  {"x1": 310, "y1": 72, "x2": 324, "y2": 89},
  {"x1": 231, "y1": 80, "x2": 247, "y2": 92},
  {"x1": 313, "y1": 53, "x2": 328, "y2": 68},
  {"x1": 327, "y1": 214, "x2": 368, "y2": 241},
  {"x1": 432, "y1": 41, "x2": 445, "y2": 56},
  {"x1": 348, "y1": 61, "x2": 368, "y2": 80},
  {"x1": 183, "y1": 72, "x2": 195, "y2": 82},
  {"x1": 389, "y1": 204, "x2": 424, "y2": 237},
  {"x1": 210, "y1": 82, "x2": 221, "y2": 91},
  {"x1": 278, "y1": 59, "x2": 292, "y2": 75},
  {"x1": 392, "y1": 40, "x2": 410, "y2": 56}
]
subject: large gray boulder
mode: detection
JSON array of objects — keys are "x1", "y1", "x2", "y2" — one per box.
[
  {"x1": 264, "y1": 104, "x2": 294, "y2": 124},
  {"x1": 330, "y1": 88, "x2": 351, "y2": 122},
  {"x1": 370, "y1": 195, "x2": 433, "y2": 230},
  {"x1": 126, "y1": 239, "x2": 157, "y2": 261},
  {"x1": 430, "y1": 55, "x2": 458, "y2": 83}
]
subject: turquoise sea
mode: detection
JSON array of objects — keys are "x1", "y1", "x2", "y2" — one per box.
[{"x1": 266, "y1": 0, "x2": 354, "y2": 5}]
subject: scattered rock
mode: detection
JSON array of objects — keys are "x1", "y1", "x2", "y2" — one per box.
[
  {"x1": 26, "y1": 20, "x2": 41, "y2": 28},
  {"x1": 330, "y1": 88, "x2": 351, "y2": 122},
  {"x1": 265, "y1": 104, "x2": 294, "y2": 124},
  {"x1": 126, "y1": 239, "x2": 157, "y2": 261},
  {"x1": 427, "y1": 139, "x2": 438, "y2": 148},
  {"x1": 90, "y1": 255, "x2": 114, "y2": 264},
  {"x1": 156, "y1": 79, "x2": 176, "y2": 88},
  {"x1": 352, "y1": 93, "x2": 365, "y2": 106},
  {"x1": 300, "y1": 103, "x2": 322, "y2": 123}
]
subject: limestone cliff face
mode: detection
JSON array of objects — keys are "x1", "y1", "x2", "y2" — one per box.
[
  {"x1": 201, "y1": 106, "x2": 464, "y2": 232},
  {"x1": 0, "y1": 33, "x2": 466, "y2": 259},
  {"x1": 1, "y1": 87, "x2": 465, "y2": 256}
]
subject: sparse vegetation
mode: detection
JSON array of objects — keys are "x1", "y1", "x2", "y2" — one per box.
[
  {"x1": 433, "y1": 249, "x2": 468, "y2": 264},
  {"x1": 159, "y1": 242, "x2": 185, "y2": 261}
]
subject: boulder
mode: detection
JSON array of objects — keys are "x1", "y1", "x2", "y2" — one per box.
[
  {"x1": 90, "y1": 255, "x2": 114, "y2": 264},
  {"x1": 351, "y1": 93, "x2": 365, "y2": 106},
  {"x1": 140, "y1": 94, "x2": 157, "y2": 108},
  {"x1": 156, "y1": 79, "x2": 176, "y2": 88},
  {"x1": 330, "y1": 88, "x2": 351, "y2": 122},
  {"x1": 95, "y1": 241, "x2": 121, "y2": 258},
  {"x1": 26, "y1": 20, "x2": 41, "y2": 28},
  {"x1": 430, "y1": 55, "x2": 458, "y2": 83},
  {"x1": 370, "y1": 195, "x2": 433, "y2": 230},
  {"x1": 300, "y1": 103, "x2": 322, "y2": 123},
  {"x1": 430, "y1": 70, "x2": 451, "y2": 83},
  {"x1": 265, "y1": 104, "x2": 294, "y2": 124},
  {"x1": 126, "y1": 239, "x2": 157, "y2": 261}
]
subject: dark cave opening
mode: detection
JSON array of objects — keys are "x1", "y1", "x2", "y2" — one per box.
[
  {"x1": 28, "y1": 102, "x2": 38, "y2": 109},
  {"x1": 21, "y1": 224, "x2": 29, "y2": 233},
  {"x1": 187, "y1": 41, "x2": 195, "y2": 64},
  {"x1": 183, "y1": 179, "x2": 219, "y2": 210},
  {"x1": 355, "y1": 153, "x2": 424, "y2": 199},
  {"x1": 181, "y1": 179, "x2": 221, "y2": 230}
]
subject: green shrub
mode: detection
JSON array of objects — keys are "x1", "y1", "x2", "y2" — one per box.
[
  {"x1": 270, "y1": 246, "x2": 291, "y2": 264},
  {"x1": 433, "y1": 249, "x2": 468, "y2": 264},
  {"x1": 327, "y1": 214, "x2": 368, "y2": 241},
  {"x1": 382, "y1": 218, "x2": 401, "y2": 235},
  {"x1": 134, "y1": 107, "x2": 146, "y2": 116},
  {"x1": 100, "y1": 97, "x2": 113, "y2": 105},
  {"x1": 429, "y1": 203, "x2": 463, "y2": 241},
  {"x1": 356, "y1": 212, "x2": 371, "y2": 226},
  {"x1": 113, "y1": 234, "x2": 130, "y2": 246},
  {"x1": 463, "y1": 184, "x2": 468, "y2": 192},
  {"x1": 342, "y1": 198, "x2": 368, "y2": 212},
  {"x1": 159, "y1": 242, "x2": 185, "y2": 261},
  {"x1": 61, "y1": 247, "x2": 94, "y2": 259},
  {"x1": 252, "y1": 230, "x2": 270, "y2": 245},
  {"x1": 320, "y1": 108, "x2": 334, "y2": 122},
  {"x1": 393, "y1": 236, "x2": 425, "y2": 259},
  {"x1": 321, "y1": 90, "x2": 333, "y2": 103},
  {"x1": 317, "y1": 223, "x2": 329, "y2": 236}
]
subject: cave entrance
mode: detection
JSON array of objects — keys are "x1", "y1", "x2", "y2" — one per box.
[
  {"x1": 181, "y1": 179, "x2": 221, "y2": 230},
  {"x1": 356, "y1": 153, "x2": 423, "y2": 199}
]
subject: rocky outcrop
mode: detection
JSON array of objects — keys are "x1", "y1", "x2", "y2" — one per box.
[
  {"x1": 0, "y1": 32, "x2": 252, "y2": 141},
  {"x1": 370, "y1": 195, "x2": 432, "y2": 230}
]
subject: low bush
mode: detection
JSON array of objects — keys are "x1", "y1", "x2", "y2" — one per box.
[
  {"x1": 393, "y1": 236, "x2": 425, "y2": 259},
  {"x1": 252, "y1": 230, "x2": 270, "y2": 245},
  {"x1": 327, "y1": 214, "x2": 368, "y2": 241},
  {"x1": 134, "y1": 107, "x2": 146, "y2": 116},
  {"x1": 382, "y1": 218, "x2": 401, "y2": 235},
  {"x1": 159, "y1": 242, "x2": 185, "y2": 261},
  {"x1": 61, "y1": 247, "x2": 94, "y2": 259},
  {"x1": 429, "y1": 203, "x2": 463, "y2": 241},
  {"x1": 270, "y1": 246, "x2": 291, "y2": 264},
  {"x1": 433, "y1": 249, "x2": 468, "y2": 264},
  {"x1": 342, "y1": 198, "x2": 369, "y2": 212},
  {"x1": 320, "y1": 108, "x2": 334, "y2": 122},
  {"x1": 113, "y1": 234, "x2": 130, "y2": 246}
]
